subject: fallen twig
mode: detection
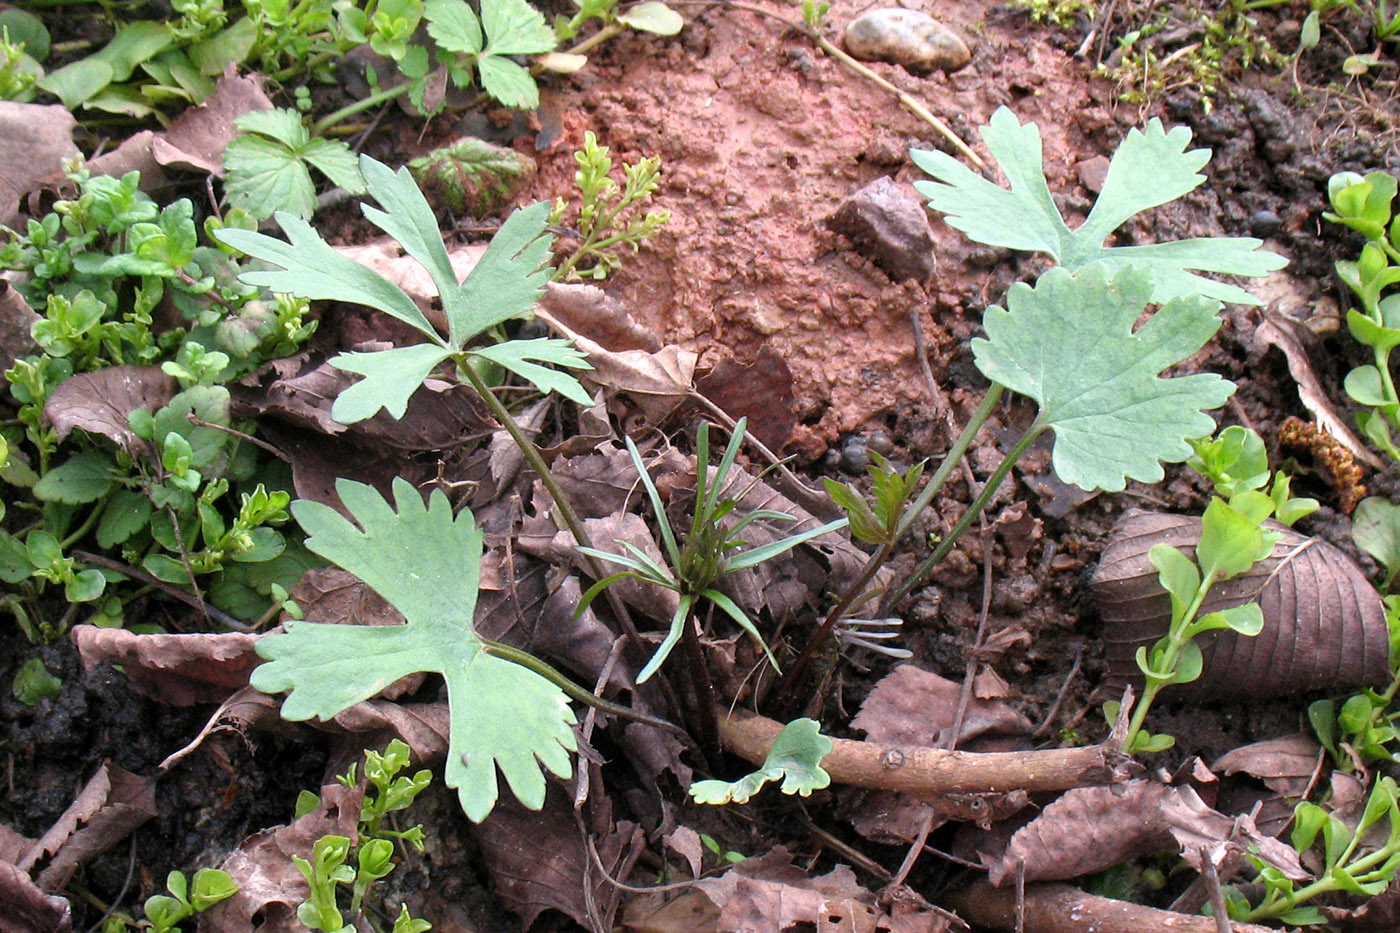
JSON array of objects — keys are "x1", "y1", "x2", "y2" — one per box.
[
  {"x1": 942, "y1": 879, "x2": 1279, "y2": 933},
  {"x1": 716, "y1": 709, "x2": 1133, "y2": 797}
]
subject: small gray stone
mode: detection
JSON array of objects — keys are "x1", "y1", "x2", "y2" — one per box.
[
  {"x1": 843, "y1": 9, "x2": 971, "y2": 73},
  {"x1": 826, "y1": 176, "x2": 937, "y2": 283}
]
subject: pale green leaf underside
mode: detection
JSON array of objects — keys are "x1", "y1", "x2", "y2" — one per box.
[
  {"x1": 222, "y1": 135, "x2": 318, "y2": 221},
  {"x1": 471, "y1": 338, "x2": 593, "y2": 405},
  {"x1": 911, "y1": 106, "x2": 1287, "y2": 305},
  {"x1": 330, "y1": 344, "x2": 456, "y2": 423},
  {"x1": 689, "y1": 718, "x2": 832, "y2": 804},
  {"x1": 252, "y1": 478, "x2": 576, "y2": 822},
  {"x1": 973, "y1": 265, "x2": 1234, "y2": 492}
]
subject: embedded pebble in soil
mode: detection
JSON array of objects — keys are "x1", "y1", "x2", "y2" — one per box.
[
  {"x1": 827, "y1": 176, "x2": 938, "y2": 283},
  {"x1": 842, "y1": 9, "x2": 972, "y2": 73}
]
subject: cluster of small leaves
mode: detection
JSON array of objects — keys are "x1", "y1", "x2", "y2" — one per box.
[
  {"x1": 1230, "y1": 776, "x2": 1400, "y2": 924},
  {"x1": 219, "y1": 155, "x2": 590, "y2": 422},
  {"x1": 1308, "y1": 592, "x2": 1400, "y2": 774},
  {"x1": 251, "y1": 477, "x2": 578, "y2": 822},
  {"x1": 292, "y1": 740, "x2": 433, "y2": 933},
  {"x1": 110, "y1": 868, "x2": 239, "y2": 933},
  {"x1": 1107, "y1": 426, "x2": 1317, "y2": 753},
  {"x1": 0, "y1": 167, "x2": 315, "y2": 641},
  {"x1": 689, "y1": 718, "x2": 833, "y2": 805},
  {"x1": 0, "y1": 9, "x2": 45, "y2": 102},
  {"x1": 576, "y1": 419, "x2": 847, "y2": 682},
  {"x1": 825, "y1": 453, "x2": 924, "y2": 547},
  {"x1": 549, "y1": 131, "x2": 671, "y2": 282},
  {"x1": 28, "y1": 0, "x2": 390, "y2": 117},
  {"x1": 222, "y1": 108, "x2": 367, "y2": 221},
  {"x1": 553, "y1": 0, "x2": 683, "y2": 43}
]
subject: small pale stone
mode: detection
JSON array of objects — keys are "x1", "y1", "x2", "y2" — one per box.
[{"x1": 843, "y1": 9, "x2": 971, "y2": 73}]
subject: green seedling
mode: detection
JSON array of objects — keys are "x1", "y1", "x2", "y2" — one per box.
[
  {"x1": 550, "y1": 131, "x2": 670, "y2": 282},
  {"x1": 216, "y1": 154, "x2": 592, "y2": 426},
  {"x1": 295, "y1": 740, "x2": 433, "y2": 933},
  {"x1": 689, "y1": 718, "x2": 833, "y2": 805},
  {"x1": 912, "y1": 106, "x2": 1286, "y2": 304},
  {"x1": 11, "y1": 657, "x2": 61, "y2": 705},
  {"x1": 142, "y1": 869, "x2": 239, "y2": 933},
  {"x1": 1309, "y1": 594, "x2": 1400, "y2": 771},
  {"x1": 251, "y1": 478, "x2": 578, "y2": 822},
  {"x1": 1108, "y1": 425, "x2": 1317, "y2": 752},
  {"x1": 699, "y1": 833, "x2": 746, "y2": 866},
  {"x1": 825, "y1": 453, "x2": 925, "y2": 548},
  {"x1": 575, "y1": 418, "x2": 847, "y2": 683},
  {"x1": 553, "y1": 0, "x2": 682, "y2": 49},
  {"x1": 1227, "y1": 776, "x2": 1400, "y2": 924},
  {"x1": 223, "y1": 109, "x2": 367, "y2": 221}
]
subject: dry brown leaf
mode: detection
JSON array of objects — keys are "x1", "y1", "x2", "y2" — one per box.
[
  {"x1": 0, "y1": 862, "x2": 72, "y2": 933},
  {"x1": 474, "y1": 786, "x2": 642, "y2": 930},
  {"x1": 539, "y1": 283, "x2": 662, "y2": 353},
  {"x1": 71, "y1": 625, "x2": 259, "y2": 706},
  {"x1": 695, "y1": 347, "x2": 797, "y2": 452},
  {"x1": 1213, "y1": 733, "x2": 1325, "y2": 798},
  {"x1": 1257, "y1": 309, "x2": 1384, "y2": 471},
  {"x1": 852, "y1": 664, "x2": 1033, "y2": 750},
  {"x1": 692, "y1": 848, "x2": 881, "y2": 933},
  {"x1": 151, "y1": 70, "x2": 273, "y2": 174},
  {"x1": 1092, "y1": 509, "x2": 1390, "y2": 699},
  {"x1": 200, "y1": 784, "x2": 362, "y2": 933},
  {"x1": 0, "y1": 103, "x2": 78, "y2": 228},
  {"x1": 663, "y1": 826, "x2": 704, "y2": 880},
  {"x1": 44, "y1": 366, "x2": 175, "y2": 454},
  {"x1": 0, "y1": 280, "x2": 40, "y2": 376},
  {"x1": 984, "y1": 781, "x2": 1304, "y2": 886},
  {"x1": 20, "y1": 764, "x2": 157, "y2": 891},
  {"x1": 0, "y1": 825, "x2": 31, "y2": 865}
]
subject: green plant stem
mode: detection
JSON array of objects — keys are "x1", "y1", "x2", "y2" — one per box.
[
  {"x1": 559, "y1": 21, "x2": 626, "y2": 58},
  {"x1": 60, "y1": 502, "x2": 103, "y2": 549},
  {"x1": 763, "y1": 384, "x2": 1005, "y2": 718},
  {"x1": 312, "y1": 82, "x2": 411, "y2": 135},
  {"x1": 1244, "y1": 837, "x2": 1400, "y2": 920},
  {"x1": 878, "y1": 420, "x2": 1046, "y2": 615},
  {"x1": 457, "y1": 359, "x2": 681, "y2": 719},
  {"x1": 482, "y1": 639, "x2": 687, "y2": 735},
  {"x1": 1122, "y1": 569, "x2": 1217, "y2": 748}
]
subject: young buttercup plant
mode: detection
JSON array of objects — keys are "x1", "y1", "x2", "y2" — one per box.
[
  {"x1": 215, "y1": 154, "x2": 592, "y2": 425},
  {"x1": 689, "y1": 718, "x2": 833, "y2": 805},
  {"x1": 912, "y1": 106, "x2": 1287, "y2": 305}
]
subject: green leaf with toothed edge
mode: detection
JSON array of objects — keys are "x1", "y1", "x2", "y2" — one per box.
[{"x1": 250, "y1": 478, "x2": 576, "y2": 822}]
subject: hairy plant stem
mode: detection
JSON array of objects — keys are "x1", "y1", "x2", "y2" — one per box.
[
  {"x1": 764, "y1": 384, "x2": 1005, "y2": 717},
  {"x1": 879, "y1": 419, "x2": 1046, "y2": 615}
]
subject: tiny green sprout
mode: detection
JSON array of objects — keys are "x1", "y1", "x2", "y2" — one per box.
[
  {"x1": 576, "y1": 418, "x2": 847, "y2": 682},
  {"x1": 825, "y1": 453, "x2": 925, "y2": 547},
  {"x1": 143, "y1": 869, "x2": 238, "y2": 933},
  {"x1": 689, "y1": 718, "x2": 833, "y2": 804}
]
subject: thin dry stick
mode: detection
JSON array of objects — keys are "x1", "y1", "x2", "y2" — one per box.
[
  {"x1": 1200, "y1": 848, "x2": 1232, "y2": 933},
  {"x1": 946, "y1": 516, "x2": 994, "y2": 750},
  {"x1": 1031, "y1": 646, "x2": 1083, "y2": 739},
  {"x1": 887, "y1": 809, "x2": 936, "y2": 889},
  {"x1": 717, "y1": 708, "x2": 1129, "y2": 796},
  {"x1": 910, "y1": 308, "x2": 982, "y2": 506},
  {"x1": 1015, "y1": 858, "x2": 1026, "y2": 933}
]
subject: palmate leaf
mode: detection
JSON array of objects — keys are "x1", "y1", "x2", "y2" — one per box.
[
  {"x1": 251, "y1": 478, "x2": 576, "y2": 822},
  {"x1": 911, "y1": 107, "x2": 1287, "y2": 305},
  {"x1": 974, "y1": 265, "x2": 1234, "y2": 492},
  {"x1": 330, "y1": 344, "x2": 456, "y2": 422}
]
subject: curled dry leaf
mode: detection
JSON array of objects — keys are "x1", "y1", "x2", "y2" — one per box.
[
  {"x1": 1091, "y1": 509, "x2": 1390, "y2": 699},
  {"x1": 474, "y1": 787, "x2": 642, "y2": 931},
  {"x1": 19, "y1": 763, "x2": 157, "y2": 891},
  {"x1": 695, "y1": 347, "x2": 797, "y2": 452},
  {"x1": 44, "y1": 366, "x2": 175, "y2": 455},
  {"x1": 852, "y1": 664, "x2": 1033, "y2": 751},
  {"x1": 983, "y1": 780, "x2": 1304, "y2": 887},
  {"x1": 0, "y1": 863, "x2": 71, "y2": 933},
  {"x1": 0, "y1": 279, "x2": 40, "y2": 375},
  {"x1": 72, "y1": 625, "x2": 260, "y2": 706},
  {"x1": 1213, "y1": 733, "x2": 1325, "y2": 798}
]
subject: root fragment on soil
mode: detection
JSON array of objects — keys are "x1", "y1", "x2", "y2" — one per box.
[
  {"x1": 716, "y1": 709, "x2": 1133, "y2": 797},
  {"x1": 942, "y1": 879, "x2": 1278, "y2": 933}
]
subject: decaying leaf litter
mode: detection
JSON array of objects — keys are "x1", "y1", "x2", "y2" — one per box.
[{"x1": 7, "y1": 0, "x2": 1400, "y2": 929}]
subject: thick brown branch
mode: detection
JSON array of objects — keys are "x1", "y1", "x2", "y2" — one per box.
[
  {"x1": 716, "y1": 709, "x2": 1133, "y2": 798},
  {"x1": 942, "y1": 880, "x2": 1278, "y2": 933}
]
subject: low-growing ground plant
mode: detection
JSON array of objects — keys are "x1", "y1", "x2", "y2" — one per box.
[
  {"x1": 98, "y1": 867, "x2": 238, "y2": 933},
  {"x1": 0, "y1": 164, "x2": 315, "y2": 646}
]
